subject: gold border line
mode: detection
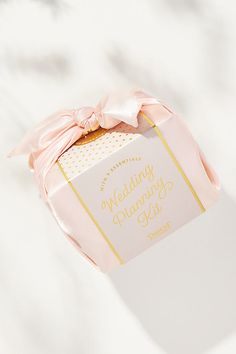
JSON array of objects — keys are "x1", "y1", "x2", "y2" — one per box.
[
  {"x1": 141, "y1": 112, "x2": 205, "y2": 213},
  {"x1": 57, "y1": 160, "x2": 124, "y2": 265},
  {"x1": 57, "y1": 112, "x2": 205, "y2": 265}
]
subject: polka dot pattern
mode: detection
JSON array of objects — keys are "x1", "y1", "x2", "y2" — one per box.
[{"x1": 58, "y1": 122, "x2": 141, "y2": 180}]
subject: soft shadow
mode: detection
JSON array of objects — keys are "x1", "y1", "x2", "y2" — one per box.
[
  {"x1": 33, "y1": 0, "x2": 69, "y2": 14},
  {"x1": 159, "y1": 0, "x2": 203, "y2": 15},
  {"x1": 4, "y1": 52, "x2": 71, "y2": 80},
  {"x1": 203, "y1": 17, "x2": 231, "y2": 92},
  {"x1": 107, "y1": 47, "x2": 185, "y2": 112},
  {"x1": 109, "y1": 191, "x2": 236, "y2": 354}
]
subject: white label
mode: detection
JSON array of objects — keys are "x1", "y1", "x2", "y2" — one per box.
[{"x1": 72, "y1": 127, "x2": 203, "y2": 263}]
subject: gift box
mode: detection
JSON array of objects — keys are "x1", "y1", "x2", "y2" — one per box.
[{"x1": 10, "y1": 90, "x2": 220, "y2": 272}]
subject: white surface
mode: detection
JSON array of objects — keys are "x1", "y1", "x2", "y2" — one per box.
[{"x1": 1, "y1": 1, "x2": 236, "y2": 354}]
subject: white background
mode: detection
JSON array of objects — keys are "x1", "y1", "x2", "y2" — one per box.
[{"x1": 1, "y1": 1, "x2": 236, "y2": 354}]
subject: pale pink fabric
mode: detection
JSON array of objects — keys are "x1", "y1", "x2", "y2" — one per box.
[
  {"x1": 9, "y1": 90, "x2": 159, "y2": 200},
  {"x1": 10, "y1": 90, "x2": 220, "y2": 272}
]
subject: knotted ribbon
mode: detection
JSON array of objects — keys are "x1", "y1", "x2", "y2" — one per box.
[{"x1": 9, "y1": 90, "x2": 159, "y2": 201}]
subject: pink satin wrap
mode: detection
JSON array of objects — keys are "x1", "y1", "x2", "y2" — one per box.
[
  {"x1": 10, "y1": 89, "x2": 220, "y2": 272},
  {"x1": 9, "y1": 90, "x2": 160, "y2": 200}
]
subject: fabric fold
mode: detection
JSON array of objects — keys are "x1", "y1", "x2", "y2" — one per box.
[{"x1": 9, "y1": 90, "x2": 159, "y2": 200}]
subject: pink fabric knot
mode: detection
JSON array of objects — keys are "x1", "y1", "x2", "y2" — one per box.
[{"x1": 73, "y1": 107, "x2": 100, "y2": 135}]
